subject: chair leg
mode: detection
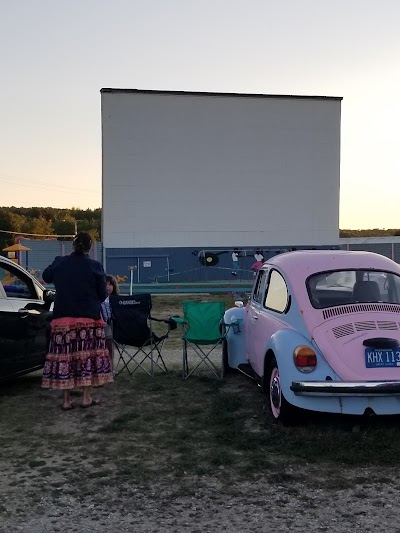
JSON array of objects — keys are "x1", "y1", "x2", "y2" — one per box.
[
  {"x1": 114, "y1": 336, "x2": 169, "y2": 377},
  {"x1": 184, "y1": 341, "x2": 224, "y2": 380},
  {"x1": 114, "y1": 342, "x2": 131, "y2": 375},
  {"x1": 114, "y1": 343, "x2": 153, "y2": 377},
  {"x1": 183, "y1": 340, "x2": 189, "y2": 380},
  {"x1": 151, "y1": 339, "x2": 169, "y2": 374},
  {"x1": 150, "y1": 344, "x2": 154, "y2": 376},
  {"x1": 148, "y1": 322, "x2": 169, "y2": 376}
]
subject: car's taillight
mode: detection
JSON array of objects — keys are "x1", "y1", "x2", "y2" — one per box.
[{"x1": 293, "y1": 346, "x2": 317, "y2": 373}]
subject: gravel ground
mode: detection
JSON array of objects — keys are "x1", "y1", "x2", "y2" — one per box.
[{"x1": 3, "y1": 470, "x2": 400, "y2": 533}]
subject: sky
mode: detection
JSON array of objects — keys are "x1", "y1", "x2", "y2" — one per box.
[{"x1": 1, "y1": 0, "x2": 399, "y2": 229}]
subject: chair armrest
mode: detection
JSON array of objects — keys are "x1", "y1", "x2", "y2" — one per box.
[
  {"x1": 170, "y1": 316, "x2": 187, "y2": 325},
  {"x1": 149, "y1": 315, "x2": 181, "y2": 331},
  {"x1": 150, "y1": 316, "x2": 170, "y2": 323}
]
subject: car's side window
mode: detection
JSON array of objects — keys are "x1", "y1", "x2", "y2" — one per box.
[
  {"x1": 252, "y1": 270, "x2": 267, "y2": 304},
  {"x1": 0, "y1": 264, "x2": 38, "y2": 300},
  {"x1": 264, "y1": 270, "x2": 288, "y2": 313}
]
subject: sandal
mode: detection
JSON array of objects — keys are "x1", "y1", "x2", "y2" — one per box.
[
  {"x1": 62, "y1": 403, "x2": 74, "y2": 411},
  {"x1": 80, "y1": 399, "x2": 101, "y2": 408}
]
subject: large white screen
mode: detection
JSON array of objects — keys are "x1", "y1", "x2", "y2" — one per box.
[{"x1": 102, "y1": 90, "x2": 341, "y2": 248}]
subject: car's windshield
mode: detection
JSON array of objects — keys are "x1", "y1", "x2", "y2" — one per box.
[{"x1": 307, "y1": 270, "x2": 400, "y2": 309}]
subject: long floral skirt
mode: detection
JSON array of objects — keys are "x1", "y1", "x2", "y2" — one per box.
[{"x1": 42, "y1": 317, "x2": 114, "y2": 390}]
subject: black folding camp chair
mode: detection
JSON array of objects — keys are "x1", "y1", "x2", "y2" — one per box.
[{"x1": 110, "y1": 294, "x2": 174, "y2": 376}]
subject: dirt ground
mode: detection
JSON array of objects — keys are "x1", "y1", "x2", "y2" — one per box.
[
  {"x1": 4, "y1": 470, "x2": 400, "y2": 533},
  {"x1": 2, "y1": 348, "x2": 400, "y2": 533}
]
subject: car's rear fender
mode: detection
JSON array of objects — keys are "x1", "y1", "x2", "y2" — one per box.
[{"x1": 262, "y1": 328, "x2": 339, "y2": 401}]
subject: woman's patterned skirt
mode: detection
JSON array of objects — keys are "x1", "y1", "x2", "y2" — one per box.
[{"x1": 42, "y1": 317, "x2": 114, "y2": 390}]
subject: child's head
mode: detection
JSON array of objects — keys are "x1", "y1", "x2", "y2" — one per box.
[{"x1": 106, "y1": 275, "x2": 119, "y2": 295}]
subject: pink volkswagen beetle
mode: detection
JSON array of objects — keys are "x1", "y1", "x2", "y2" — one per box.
[{"x1": 223, "y1": 250, "x2": 400, "y2": 424}]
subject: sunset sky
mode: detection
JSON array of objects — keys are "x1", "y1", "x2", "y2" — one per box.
[{"x1": 1, "y1": 0, "x2": 399, "y2": 229}]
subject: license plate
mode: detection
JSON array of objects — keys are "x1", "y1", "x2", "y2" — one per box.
[{"x1": 365, "y1": 348, "x2": 400, "y2": 368}]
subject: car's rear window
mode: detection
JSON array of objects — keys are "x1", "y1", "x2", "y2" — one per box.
[{"x1": 307, "y1": 270, "x2": 400, "y2": 309}]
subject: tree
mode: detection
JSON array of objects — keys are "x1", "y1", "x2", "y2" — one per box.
[
  {"x1": 52, "y1": 215, "x2": 77, "y2": 236},
  {"x1": 22, "y1": 216, "x2": 54, "y2": 236},
  {"x1": 0, "y1": 208, "x2": 26, "y2": 251}
]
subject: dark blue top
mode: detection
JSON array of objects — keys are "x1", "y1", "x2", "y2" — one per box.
[{"x1": 42, "y1": 253, "x2": 107, "y2": 320}]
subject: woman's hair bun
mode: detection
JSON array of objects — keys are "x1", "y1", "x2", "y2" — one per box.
[{"x1": 73, "y1": 231, "x2": 92, "y2": 255}]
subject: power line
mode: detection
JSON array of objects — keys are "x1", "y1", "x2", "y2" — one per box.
[
  {"x1": 0, "y1": 228, "x2": 74, "y2": 238},
  {"x1": 0, "y1": 173, "x2": 99, "y2": 194}
]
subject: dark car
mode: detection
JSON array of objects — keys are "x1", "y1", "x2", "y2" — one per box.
[{"x1": 0, "y1": 255, "x2": 54, "y2": 380}]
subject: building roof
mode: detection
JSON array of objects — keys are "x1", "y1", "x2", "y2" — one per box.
[{"x1": 100, "y1": 88, "x2": 343, "y2": 101}]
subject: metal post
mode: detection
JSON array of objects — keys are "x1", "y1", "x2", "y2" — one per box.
[
  {"x1": 102, "y1": 246, "x2": 106, "y2": 271},
  {"x1": 130, "y1": 268, "x2": 133, "y2": 296}
]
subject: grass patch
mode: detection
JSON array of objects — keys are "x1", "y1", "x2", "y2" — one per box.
[
  {"x1": 91, "y1": 372, "x2": 400, "y2": 482},
  {"x1": 100, "y1": 411, "x2": 141, "y2": 433},
  {"x1": 28, "y1": 459, "x2": 47, "y2": 468}
]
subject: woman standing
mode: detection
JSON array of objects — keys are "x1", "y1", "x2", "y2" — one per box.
[{"x1": 41, "y1": 232, "x2": 113, "y2": 410}]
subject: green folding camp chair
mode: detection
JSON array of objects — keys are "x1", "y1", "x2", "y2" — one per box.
[{"x1": 172, "y1": 301, "x2": 227, "y2": 380}]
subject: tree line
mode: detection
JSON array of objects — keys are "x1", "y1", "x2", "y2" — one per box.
[
  {"x1": 340, "y1": 228, "x2": 400, "y2": 237},
  {"x1": 0, "y1": 206, "x2": 101, "y2": 251},
  {"x1": 1, "y1": 205, "x2": 399, "y2": 252}
]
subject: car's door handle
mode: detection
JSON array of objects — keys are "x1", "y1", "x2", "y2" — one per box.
[
  {"x1": 18, "y1": 308, "x2": 40, "y2": 318},
  {"x1": 252, "y1": 315, "x2": 258, "y2": 320}
]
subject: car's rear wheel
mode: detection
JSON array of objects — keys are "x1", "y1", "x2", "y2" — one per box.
[{"x1": 267, "y1": 356, "x2": 297, "y2": 425}]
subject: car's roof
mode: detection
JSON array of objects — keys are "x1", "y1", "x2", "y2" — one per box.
[
  {"x1": 1, "y1": 255, "x2": 30, "y2": 271},
  {"x1": 265, "y1": 250, "x2": 400, "y2": 280}
]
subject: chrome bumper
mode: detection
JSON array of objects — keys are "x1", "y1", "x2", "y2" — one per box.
[{"x1": 291, "y1": 381, "x2": 400, "y2": 396}]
